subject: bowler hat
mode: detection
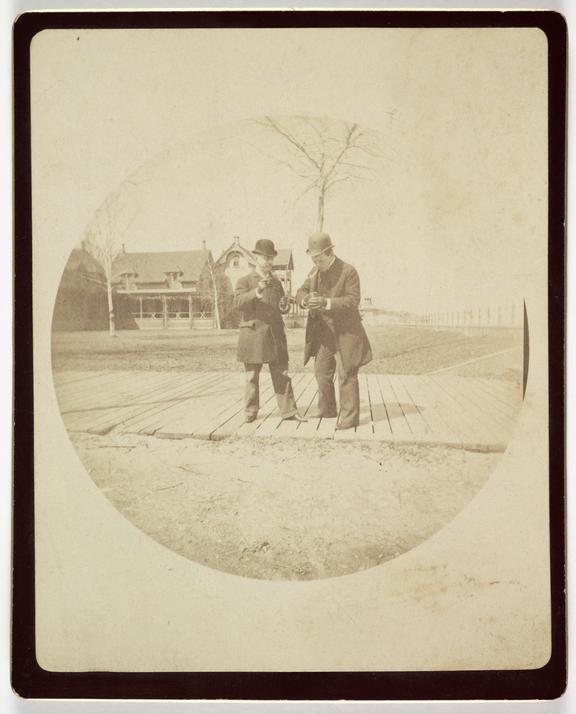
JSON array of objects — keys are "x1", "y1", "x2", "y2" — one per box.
[
  {"x1": 306, "y1": 232, "x2": 334, "y2": 257},
  {"x1": 252, "y1": 239, "x2": 277, "y2": 258}
]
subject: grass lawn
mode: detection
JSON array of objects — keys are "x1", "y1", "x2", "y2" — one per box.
[{"x1": 52, "y1": 325, "x2": 523, "y2": 380}]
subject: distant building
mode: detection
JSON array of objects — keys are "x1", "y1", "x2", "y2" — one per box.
[
  {"x1": 53, "y1": 238, "x2": 297, "y2": 332},
  {"x1": 52, "y1": 248, "x2": 129, "y2": 331},
  {"x1": 214, "y1": 236, "x2": 294, "y2": 295},
  {"x1": 113, "y1": 246, "x2": 234, "y2": 330}
]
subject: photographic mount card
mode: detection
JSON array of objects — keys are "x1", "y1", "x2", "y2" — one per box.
[{"x1": 12, "y1": 9, "x2": 566, "y2": 701}]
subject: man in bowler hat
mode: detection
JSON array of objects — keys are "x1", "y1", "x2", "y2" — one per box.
[
  {"x1": 296, "y1": 232, "x2": 372, "y2": 430},
  {"x1": 233, "y1": 239, "x2": 306, "y2": 424}
]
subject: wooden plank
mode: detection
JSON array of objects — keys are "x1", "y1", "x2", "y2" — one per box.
[
  {"x1": 55, "y1": 371, "x2": 179, "y2": 413},
  {"x1": 423, "y1": 375, "x2": 489, "y2": 445},
  {"x1": 272, "y1": 373, "x2": 316, "y2": 438},
  {"x1": 440, "y1": 376, "x2": 517, "y2": 438},
  {"x1": 83, "y1": 373, "x2": 223, "y2": 435},
  {"x1": 423, "y1": 376, "x2": 504, "y2": 450},
  {"x1": 477, "y1": 376, "x2": 520, "y2": 400},
  {"x1": 55, "y1": 371, "x2": 143, "y2": 409},
  {"x1": 254, "y1": 373, "x2": 309, "y2": 438},
  {"x1": 315, "y1": 406, "x2": 338, "y2": 439},
  {"x1": 54, "y1": 369, "x2": 158, "y2": 396},
  {"x1": 334, "y1": 374, "x2": 373, "y2": 442},
  {"x1": 113, "y1": 372, "x2": 225, "y2": 433},
  {"x1": 473, "y1": 378, "x2": 521, "y2": 416},
  {"x1": 293, "y1": 376, "x2": 331, "y2": 440},
  {"x1": 212, "y1": 376, "x2": 277, "y2": 440},
  {"x1": 366, "y1": 374, "x2": 392, "y2": 439},
  {"x1": 429, "y1": 375, "x2": 504, "y2": 446},
  {"x1": 78, "y1": 373, "x2": 218, "y2": 435},
  {"x1": 198, "y1": 374, "x2": 263, "y2": 441},
  {"x1": 392, "y1": 374, "x2": 436, "y2": 442},
  {"x1": 354, "y1": 374, "x2": 374, "y2": 440},
  {"x1": 388, "y1": 374, "x2": 430, "y2": 440},
  {"x1": 53, "y1": 371, "x2": 113, "y2": 387},
  {"x1": 128, "y1": 372, "x2": 245, "y2": 437},
  {"x1": 235, "y1": 378, "x2": 281, "y2": 438},
  {"x1": 314, "y1": 417, "x2": 336, "y2": 439},
  {"x1": 59, "y1": 372, "x2": 183, "y2": 432},
  {"x1": 377, "y1": 374, "x2": 413, "y2": 442},
  {"x1": 465, "y1": 377, "x2": 521, "y2": 422},
  {"x1": 399, "y1": 375, "x2": 463, "y2": 448}
]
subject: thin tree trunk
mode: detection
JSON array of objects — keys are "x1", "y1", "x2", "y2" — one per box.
[
  {"x1": 316, "y1": 188, "x2": 325, "y2": 231},
  {"x1": 106, "y1": 278, "x2": 116, "y2": 337},
  {"x1": 207, "y1": 260, "x2": 221, "y2": 330}
]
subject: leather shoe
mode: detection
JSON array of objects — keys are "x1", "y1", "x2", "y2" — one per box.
[
  {"x1": 282, "y1": 413, "x2": 308, "y2": 423},
  {"x1": 244, "y1": 414, "x2": 257, "y2": 423},
  {"x1": 336, "y1": 422, "x2": 357, "y2": 431}
]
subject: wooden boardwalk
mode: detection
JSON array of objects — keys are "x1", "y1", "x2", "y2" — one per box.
[{"x1": 53, "y1": 370, "x2": 522, "y2": 452}]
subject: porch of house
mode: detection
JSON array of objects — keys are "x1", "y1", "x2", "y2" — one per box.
[{"x1": 121, "y1": 293, "x2": 215, "y2": 329}]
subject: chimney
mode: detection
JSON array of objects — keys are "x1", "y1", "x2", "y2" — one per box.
[
  {"x1": 234, "y1": 235, "x2": 240, "y2": 245},
  {"x1": 202, "y1": 240, "x2": 207, "y2": 251},
  {"x1": 122, "y1": 243, "x2": 126, "y2": 253}
]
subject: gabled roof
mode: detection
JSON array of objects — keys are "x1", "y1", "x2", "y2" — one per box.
[
  {"x1": 65, "y1": 248, "x2": 105, "y2": 276},
  {"x1": 113, "y1": 250, "x2": 211, "y2": 284},
  {"x1": 214, "y1": 241, "x2": 254, "y2": 267},
  {"x1": 216, "y1": 240, "x2": 293, "y2": 270},
  {"x1": 273, "y1": 249, "x2": 293, "y2": 270}
]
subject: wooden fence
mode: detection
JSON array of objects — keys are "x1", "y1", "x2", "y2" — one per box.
[{"x1": 410, "y1": 303, "x2": 523, "y2": 329}]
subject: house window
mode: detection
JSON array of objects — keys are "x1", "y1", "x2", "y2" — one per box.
[
  {"x1": 165, "y1": 272, "x2": 182, "y2": 289},
  {"x1": 122, "y1": 273, "x2": 136, "y2": 291},
  {"x1": 229, "y1": 252, "x2": 241, "y2": 269}
]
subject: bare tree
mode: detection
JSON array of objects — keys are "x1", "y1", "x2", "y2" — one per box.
[
  {"x1": 83, "y1": 188, "x2": 136, "y2": 337},
  {"x1": 255, "y1": 116, "x2": 381, "y2": 231},
  {"x1": 206, "y1": 253, "x2": 222, "y2": 331}
]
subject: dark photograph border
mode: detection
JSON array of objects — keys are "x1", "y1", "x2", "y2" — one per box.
[{"x1": 12, "y1": 8, "x2": 566, "y2": 701}]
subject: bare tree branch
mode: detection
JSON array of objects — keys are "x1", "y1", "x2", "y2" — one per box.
[
  {"x1": 83, "y1": 187, "x2": 136, "y2": 336},
  {"x1": 258, "y1": 116, "x2": 322, "y2": 171},
  {"x1": 255, "y1": 115, "x2": 382, "y2": 230}
]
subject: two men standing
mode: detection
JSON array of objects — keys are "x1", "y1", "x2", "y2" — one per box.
[{"x1": 234, "y1": 233, "x2": 372, "y2": 430}]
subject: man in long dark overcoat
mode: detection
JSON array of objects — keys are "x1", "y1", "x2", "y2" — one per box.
[
  {"x1": 296, "y1": 232, "x2": 372, "y2": 430},
  {"x1": 233, "y1": 239, "x2": 306, "y2": 423}
]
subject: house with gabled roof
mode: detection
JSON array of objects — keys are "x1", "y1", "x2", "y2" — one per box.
[
  {"x1": 112, "y1": 245, "x2": 233, "y2": 329},
  {"x1": 214, "y1": 236, "x2": 295, "y2": 297},
  {"x1": 52, "y1": 247, "x2": 138, "y2": 331}
]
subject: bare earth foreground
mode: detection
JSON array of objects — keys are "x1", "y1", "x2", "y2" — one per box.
[
  {"x1": 57, "y1": 325, "x2": 520, "y2": 580},
  {"x1": 74, "y1": 431, "x2": 500, "y2": 580}
]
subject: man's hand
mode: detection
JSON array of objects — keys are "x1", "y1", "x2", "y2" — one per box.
[
  {"x1": 256, "y1": 277, "x2": 272, "y2": 297},
  {"x1": 308, "y1": 296, "x2": 328, "y2": 310}
]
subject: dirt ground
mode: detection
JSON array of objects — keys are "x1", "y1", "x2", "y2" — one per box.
[
  {"x1": 58, "y1": 324, "x2": 520, "y2": 580},
  {"x1": 74, "y1": 431, "x2": 500, "y2": 581},
  {"x1": 52, "y1": 325, "x2": 523, "y2": 381}
]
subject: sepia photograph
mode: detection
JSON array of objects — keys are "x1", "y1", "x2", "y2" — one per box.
[{"x1": 12, "y1": 9, "x2": 566, "y2": 700}]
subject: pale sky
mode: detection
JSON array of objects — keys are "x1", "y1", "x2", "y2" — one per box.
[{"x1": 32, "y1": 27, "x2": 548, "y2": 314}]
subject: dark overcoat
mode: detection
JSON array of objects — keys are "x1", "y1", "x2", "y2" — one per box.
[
  {"x1": 296, "y1": 257, "x2": 372, "y2": 373},
  {"x1": 233, "y1": 271, "x2": 289, "y2": 365}
]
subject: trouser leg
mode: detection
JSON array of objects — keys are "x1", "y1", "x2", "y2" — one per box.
[
  {"x1": 314, "y1": 343, "x2": 338, "y2": 417},
  {"x1": 336, "y1": 353, "x2": 360, "y2": 427},
  {"x1": 244, "y1": 363, "x2": 261, "y2": 416},
  {"x1": 269, "y1": 360, "x2": 298, "y2": 418}
]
